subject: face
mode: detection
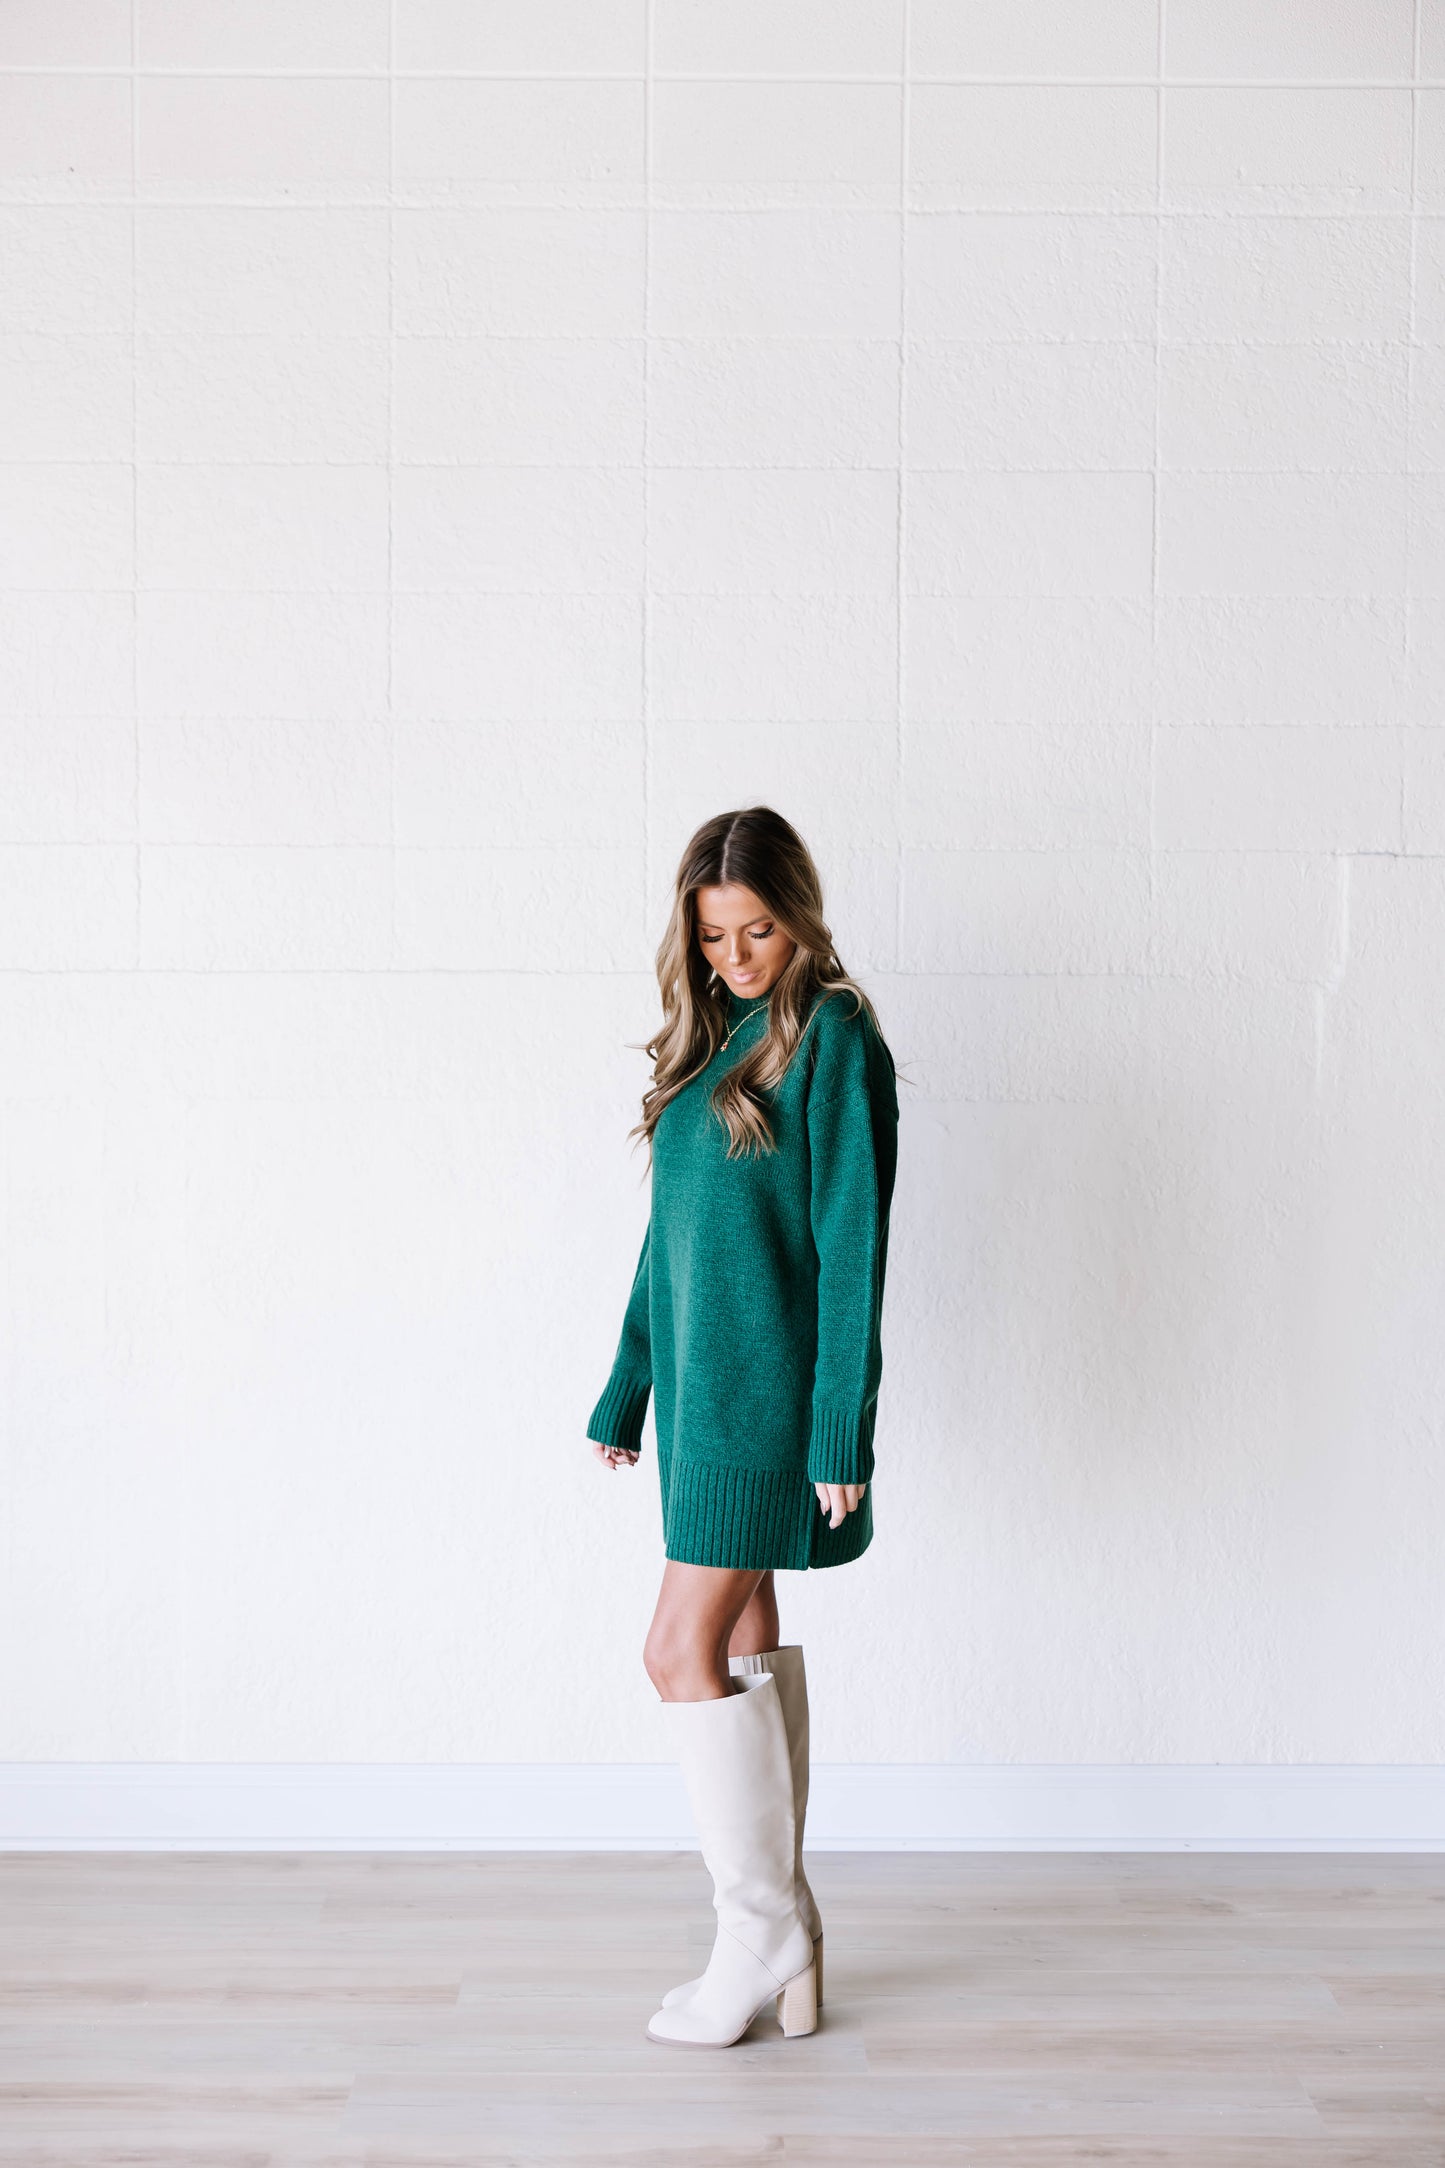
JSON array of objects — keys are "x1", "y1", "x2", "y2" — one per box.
[{"x1": 694, "y1": 883, "x2": 797, "y2": 998}]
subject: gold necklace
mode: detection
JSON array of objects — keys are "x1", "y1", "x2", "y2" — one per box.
[{"x1": 719, "y1": 997, "x2": 769, "y2": 1052}]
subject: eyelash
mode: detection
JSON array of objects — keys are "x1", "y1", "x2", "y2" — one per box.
[{"x1": 700, "y1": 926, "x2": 773, "y2": 942}]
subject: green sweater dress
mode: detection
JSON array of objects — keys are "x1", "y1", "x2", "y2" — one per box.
[{"x1": 585, "y1": 982, "x2": 900, "y2": 1571}]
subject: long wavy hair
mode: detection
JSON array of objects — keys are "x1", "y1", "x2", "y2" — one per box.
[{"x1": 627, "y1": 806, "x2": 892, "y2": 1161}]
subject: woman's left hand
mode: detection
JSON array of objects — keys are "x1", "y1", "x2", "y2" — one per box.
[{"x1": 815, "y1": 1480, "x2": 865, "y2": 1530}]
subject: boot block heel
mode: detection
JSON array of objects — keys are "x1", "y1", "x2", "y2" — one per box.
[
  {"x1": 813, "y1": 1929, "x2": 823, "y2": 2009},
  {"x1": 776, "y1": 1958, "x2": 818, "y2": 2038}
]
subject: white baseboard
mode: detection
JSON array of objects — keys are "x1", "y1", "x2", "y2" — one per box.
[{"x1": 1, "y1": 1763, "x2": 1443, "y2": 1851}]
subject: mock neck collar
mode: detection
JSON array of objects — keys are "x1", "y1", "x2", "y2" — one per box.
[{"x1": 724, "y1": 984, "x2": 771, "y2": 1015}]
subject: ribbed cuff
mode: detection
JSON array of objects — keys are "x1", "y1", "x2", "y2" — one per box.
[
  {"x1": 586, "y1": 1371, "x2": 652, "y2": 1452},
  {"x1": 806, "y1": 1402, "x2": 876, "y2": 1487}
]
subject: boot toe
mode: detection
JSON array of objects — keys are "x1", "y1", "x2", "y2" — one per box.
[{"x1": 645, "y1": 2005, "x2": 742, "y2": 2046}]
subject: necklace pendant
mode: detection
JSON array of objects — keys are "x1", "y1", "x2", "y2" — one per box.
[{"x1": 718, "y1": 995, "x2": 766, "y2": 1058}]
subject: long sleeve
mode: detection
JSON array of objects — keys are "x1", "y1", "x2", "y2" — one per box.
[
  {"x1": 805, "y1": 1004, "x2": 898, "y2": 1488},
  {"x1": 585, "y1": 1220, "x2": 653, "y2": 1453}
]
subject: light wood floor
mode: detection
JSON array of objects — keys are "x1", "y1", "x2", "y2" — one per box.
[{"x1": 1, "y1": 1851, "x2": 1443, "y2": 2164}]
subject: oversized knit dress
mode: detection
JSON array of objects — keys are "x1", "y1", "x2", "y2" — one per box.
[{"x1": 585, "y1": 982, "x2": 900, "y2": 1571}]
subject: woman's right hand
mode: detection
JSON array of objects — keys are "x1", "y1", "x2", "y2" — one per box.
[{"x1": 592, "y1": 1441, "x2": 639, "y2": 1471}]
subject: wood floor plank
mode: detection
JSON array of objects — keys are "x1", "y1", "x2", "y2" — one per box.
[{"x1": 1, "y1": 1852, "x2": 1443, "y2": 2162}]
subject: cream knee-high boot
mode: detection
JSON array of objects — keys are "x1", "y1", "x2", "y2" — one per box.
[
  {"x1": 659, "y1": 1643, "x2": 824, "y2": 2012},
  {"x1": 646, "y1": 1671, "x2": 817, "y2": 2048}
]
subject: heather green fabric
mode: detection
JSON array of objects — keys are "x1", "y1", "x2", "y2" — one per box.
[{"x1": 586, "y1": 983, "x2": 900, "y2": 1571}]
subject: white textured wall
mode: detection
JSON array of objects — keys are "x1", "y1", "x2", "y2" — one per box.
[{"x1": 1, "y1": 2, "x2": 1442, "y2": 1774}]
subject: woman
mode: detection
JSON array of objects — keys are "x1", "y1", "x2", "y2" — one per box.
[{"x1": 586, "y1": 804, "x2": 901, "y2": 2049}]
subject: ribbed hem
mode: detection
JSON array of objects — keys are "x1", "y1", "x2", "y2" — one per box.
[
  {"x1": 585, "y1": 1371, "x2": 652, "y2": 1452},
  {"x1": 662, "y1": 1459, "x2": 818, "y2": 1571},
  {"x1": 806, "y1": 1402, "x2": 876, "y2": 1487}
]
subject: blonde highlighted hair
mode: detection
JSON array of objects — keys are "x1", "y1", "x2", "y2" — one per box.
[{"x1": 627, "y1": 805, "x2": 891, "y2": 1161}]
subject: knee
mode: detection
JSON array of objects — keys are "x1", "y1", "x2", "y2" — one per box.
[
  {"x1": 643, "y1": 1624, "x2": 707, "y2": 1700},
  {"x1": 642, "y1": 1628, "x2": 676, "y2": 1696}
]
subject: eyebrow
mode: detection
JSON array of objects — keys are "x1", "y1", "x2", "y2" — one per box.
[{"x1": 698, "y1": 917, "x2": 772, "y2": 931}]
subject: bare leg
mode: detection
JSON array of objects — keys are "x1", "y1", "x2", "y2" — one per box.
[
  {"x1": 728, "y1": 1569, "x2": 779, "y2": 1659},
  {"x1": 643, "y1": 1561, "x2": 770, "y2": 1702}
]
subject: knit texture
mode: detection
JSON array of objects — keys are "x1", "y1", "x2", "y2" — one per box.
[{"x1": 586, "y1": 983, "x2": 900, "y2": 1571}]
